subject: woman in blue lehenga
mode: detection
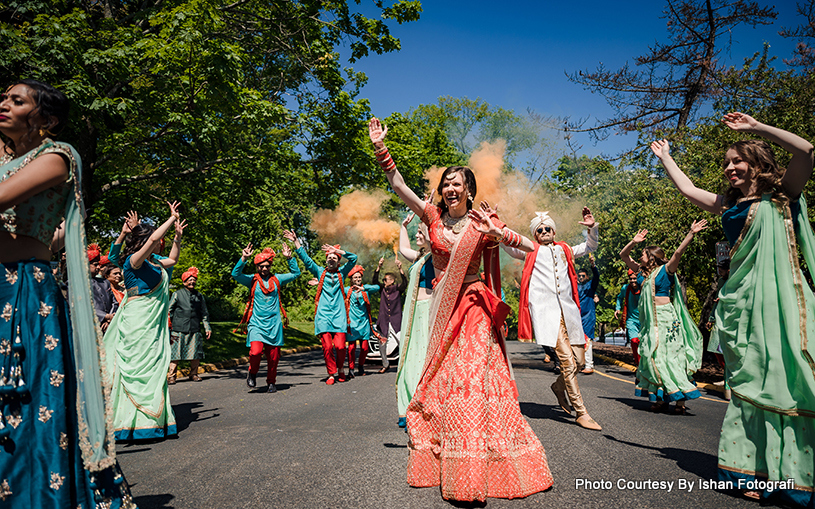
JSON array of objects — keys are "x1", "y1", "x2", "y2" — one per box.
[{"x1": 0, "y1": 80, "x2": 135, "y2": 507}]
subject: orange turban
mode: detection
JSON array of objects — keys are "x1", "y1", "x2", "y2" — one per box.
[
  {"x1": 347, "y1": 265, "x2": 364, "y2": 279},
  {"x1": 254, "y1": 248, "x2": 275, "y2": 265},
  {"x1": 182, "y1": 266, "x2": 199, "y2": 282},
  {"x1": 87, "y1": 243, "x2": 101, "y2": 262},
  {"x1": 99, "y1": 255, "x2": 110, "y2": 267}
]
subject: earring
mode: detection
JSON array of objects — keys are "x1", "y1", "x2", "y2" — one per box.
[{"x1": 38, "y1": 128, "x2": 45, "y2": 137}]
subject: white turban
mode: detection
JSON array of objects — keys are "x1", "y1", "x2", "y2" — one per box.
[{"x1": 530, "y1": 211, "x2": 556, "y2": 236}]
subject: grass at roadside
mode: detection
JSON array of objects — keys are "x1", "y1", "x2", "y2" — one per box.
[{"x1": 189, "y1": 321, "x2": 319, "y2": 366}]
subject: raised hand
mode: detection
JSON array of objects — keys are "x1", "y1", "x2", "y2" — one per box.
[
  {"x1": 468, "y1": 207, "x2": 502, "y2": 239},
  {"x1": 282, "y1": 229, "x2": 301, "y2": 249},
  {"x1": 167, "y1": 200, "x2": 181, "y2": 218},
  {"x1": 690, "y1": 219, "x2": 709, "y2": 234},
  {"x1": 123, "y1": 210, "x2": 139, "y2": 233},
  {"x1": 307, "y1": 278, "x2": 319, "y2": 286},
  {"x1": 633, "y1": 229, "x2": 648, "y2": 243},
  {"x1": 368, "y1": 118, "x2": 388, "y2": 145},
  {"x1": 395, "y1": 259, "x2": 402, "y2": 270},
  {"x1": 589, "y1": 253, "x2": 596, "y2": 267},
  {"x1": 650, "y1": 139, "x2": 671, "y2": 159},
  {"x1": 174, "y1": 219, "x2": 187, "y2": 237},
  {"x1": 281, "y1": 242, "x2": 292, "y2": 258},
  {"x1": 721, "y1": 112, "x2": 758, "y2": 132},
  {"x1": 402, "y1": 213, "x2": 414, "y2": 227},
  {"x1": 378, "y1": 257, "x2": 384, "y2": 268},
  {"x1": 241, "y1": 242, "x2": 254, "y2": 261},
  {"x1": 479, "y1": 200, "x2": 496, "y2": 216},
  {"x1": 579, "y1": 207, "x2": 596, "y2": 228}
]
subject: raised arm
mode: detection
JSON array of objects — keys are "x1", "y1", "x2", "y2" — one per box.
[
  {"x1": 373, "y1": 258, "x2": 383, "y2": 286},
  {"x1": 398, "y1": 214, "x2": 421, "y2": 262},
  {"x1": 665, "y1": 220, "x2": 708, "y2": 274},
  {"x1": 651, "y1": 140, "x2": 723, "y2": 215},
  {"x1": 571, "y1": 207, "x2": 599, "y2": 258},
  {"x1": 722, "y1": 112, "x2": 815, "y2": 199},
  {"x1": 231, "y1": 242, "x2": 255, "y2": 287},
  {"x1": 159, "y1": 218, "x2": 185, "y2": 268},
  {"x1": 369, "y1": 118, "x2": 425, "y2": 216},
  {"x1": 469, "y1": 201, "x2": 536, "y2": 253},
  {"x1": 129, "y1": 201, "x2": 180, "y2": 270},
  {"x1": 620, "y1": 229, "x2": 647, "y2": 273},
  {"x1": 277, "y1": 242, "x2": 301, "y2": 285},
  {"x1": 395, "y1": 259, "x2": 407, "y2": 292}
]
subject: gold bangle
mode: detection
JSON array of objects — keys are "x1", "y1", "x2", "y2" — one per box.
[{"x1": 374, "y1": 145, "x2": 388, "y2": 155}]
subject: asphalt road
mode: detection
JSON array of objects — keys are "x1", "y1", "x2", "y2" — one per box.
[{"x1": 117, "y1": 342, "x2": 761, "y2": 509}]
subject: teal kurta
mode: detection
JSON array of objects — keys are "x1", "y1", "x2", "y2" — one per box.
[
  {"x1": 294, "y1": 247, "x2": 357, "y2": 334},
  {"x1": 347, "y1": 284, "x2": 381, "y2": 341},
  {"x1": 715, "y1": 196, "x2": 815, "y2": 507},
  {"x1": 231, "y1": 257, "x2": 300, "y2": 347}
]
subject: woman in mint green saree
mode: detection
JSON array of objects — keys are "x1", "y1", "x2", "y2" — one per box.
[
  {"x1": 104, "y1": 202, "x2": 186, "y2": 441},
  {"x1": 620, "y1": 222, "x2": 706, "y2": 415},
  {"x1": 651, "y1": 112, "x2": 815, "y2": 507}
]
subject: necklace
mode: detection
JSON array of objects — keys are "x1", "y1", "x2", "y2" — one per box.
[{"x1": 442, "y1": 212, "x2": 468, "y2": 234}]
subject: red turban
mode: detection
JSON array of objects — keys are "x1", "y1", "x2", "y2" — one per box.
[
  {"x1": 87, "y1": 243, "x2": 101, "y2": 262},
  {"x1": 99, "y1": 255, "x2": 110, "y2": 267},
  {"x1": 254, "y1": 248, "x2": 275, "y2": 265},
  {"x1": 627, "y1": 269, "x2": 636, "y2": 275},
  {"x1": 347, "y1": 265, "x2": 364, "y2": 279},
  {"x1": 182, "y1": 266, "x2": 199, "y2": 282}
]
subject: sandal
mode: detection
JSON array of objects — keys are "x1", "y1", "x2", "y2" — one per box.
[
  {"x1": 189, "y1": 374, "x2": 202, "y2": 382},
  {"x1": 743, "y1": 490, "x2": 761, "y2": 501},
  {"x1": 168, "y1": 375, "x2": 176, "y2": 385},
  {"x1": 673, "y1": 405, "x2": 688, "y2": 415},
  {"x1": 649, "y1": 401, "x2": 668, "y2": 412}
]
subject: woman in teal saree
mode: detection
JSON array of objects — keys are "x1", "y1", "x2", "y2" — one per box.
[{"x1": 651, "y1": 112, "x2": 815, "y2": 507}]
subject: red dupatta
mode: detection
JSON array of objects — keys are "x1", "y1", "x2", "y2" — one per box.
[
  {"x1": 234, "y1": 274, "x2": 288, "y2": 334},
  {"x1": 420, "y1": 213, "x2": 515, "y2": 397}
]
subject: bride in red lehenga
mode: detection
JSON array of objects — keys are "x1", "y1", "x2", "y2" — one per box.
[{"x1": 369, "y1": 118, "x2": 552, "y2": 502}]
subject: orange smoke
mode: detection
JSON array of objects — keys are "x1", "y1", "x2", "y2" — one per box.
[
  {"x1": 310, "y1": 189, "x2": 401, "y2": 267},
  {"x1": 422, "y1": 140, "x2": 587, "y2": 244}
]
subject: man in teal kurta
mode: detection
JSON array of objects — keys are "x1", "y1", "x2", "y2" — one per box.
[
  {"x1": 289, "y1": 234, "x2": 357, "y2": 385},
  {"x1": 345, "y1": 265, "x2": 381, "y2": 377},
  {"x1": 232, "y1": 239, "x2": 300, "y2": 393}
]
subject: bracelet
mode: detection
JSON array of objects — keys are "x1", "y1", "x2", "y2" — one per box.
[
  {"x1": 375, "y1": 146, "x2": 397, "y2": 173},
  {"x1": 374, "y1": 145, "x2": 388, "y2": 155},
  {"x1": 500, "y1": 227, "x2": 522, "y2": 248}
]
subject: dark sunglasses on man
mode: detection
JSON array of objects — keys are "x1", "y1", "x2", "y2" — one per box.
[{"x1": 536, "y1": 226, "x2": 553, "y2": 234}]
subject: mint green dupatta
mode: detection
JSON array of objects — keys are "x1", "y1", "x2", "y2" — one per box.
[
  {"x1": 396, "y1": 253, "x2": 431, "y2": 417},
  {"x1": 104, "y1": 264, "x2": 173, "y2": 426},
  {"x1": 636, "y1": 265, "x2": 703, "y2": 398},
  {"x1": 59, "y1": 141, "x2": 117, "y2": 471},
  {"x1": 715, "y1": 195, "x2": 815, "y2": 416}
]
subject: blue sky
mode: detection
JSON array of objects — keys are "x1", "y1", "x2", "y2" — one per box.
[{"x1": 345, "y1": 1, "x2": 805, "y2": 158}]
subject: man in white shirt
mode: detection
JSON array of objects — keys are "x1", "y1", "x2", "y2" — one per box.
[{"x1": 505, "y1": 208, "x2": 602, "y2": 431}]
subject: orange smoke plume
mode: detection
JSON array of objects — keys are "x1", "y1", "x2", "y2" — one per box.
[{"x1": 310, "y1": 189, "x2": 400, "y2": 266}]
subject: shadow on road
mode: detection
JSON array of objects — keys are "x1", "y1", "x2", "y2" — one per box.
[
  {"x1": 172, "y1": 402, "x2": 220, "y2": 433},
  {"x1": 133, "y1": 493, "x2": 175, "y2": 509},
  {"x1": 384, "y1": 442, "x2": 407, "y2": 449},
  {"x1": 603, "y1": 434, "x2": 719, "y2": 479},
  {"x1": 519, "y1": 401, "x2": 574, "y2": 425}
]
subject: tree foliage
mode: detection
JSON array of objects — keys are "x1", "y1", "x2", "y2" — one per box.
[{"x1": 567, "y1": 0, "x2": 777, "y2": 142}]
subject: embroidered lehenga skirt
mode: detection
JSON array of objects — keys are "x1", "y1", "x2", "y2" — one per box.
[
  {"x1": 0, "y1": 261, "x2": 135, "y2": 508},
  {"x1": 406, "y1": 281, "x2": 552, "y2": 501}
]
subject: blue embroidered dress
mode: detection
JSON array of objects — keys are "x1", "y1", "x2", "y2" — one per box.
[{"x1": 0, "y1": 141, "x2": 135, "y2": 507}]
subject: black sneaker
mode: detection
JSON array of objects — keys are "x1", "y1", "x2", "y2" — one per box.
[
  {"x1": 246, "y1": 373, "x2": 257, "y2": 388},
  {"x1": 267, "y1": 383, "x2": 277, "y2": 393}
]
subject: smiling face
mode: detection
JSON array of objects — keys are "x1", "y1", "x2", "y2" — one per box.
[
  {"x1": 441, "y1": 172, "x2": 467, "y2": 213},
  {"x1": 577, "y1": 270, "x2": 589, "y2": 283},
  {"x1": 183, "y1": 276, "x2": 197, "y2": 290},
  {"x1": 351, "y1": 272, "x2": 363, "y2": 286},
  {"x1": 415, "y1": 228, "x2": 426, "y2": 247},
  {"x1": 0, "y1": 84, "x2": 41, "y2": 142},
  {"x1": 534, "y1": 225, "x2": 555, "y2": 245},
  {"x1": 257, "y1": 261, "x2": 271, "y2": 278},
  {"x1": 383, "y1": 274, "x2": 395, "y2": 287},
  {"x1": 325, "y1": 253, "x2": 340, "y2": 271},
  {"x1": 723, "y1": 148, "x2": 754, "y2": 195}
]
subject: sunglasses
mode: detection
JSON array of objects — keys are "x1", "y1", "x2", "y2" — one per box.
[{"x1": 536, "y1": 226, "x2": 553, "y2": 234}]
